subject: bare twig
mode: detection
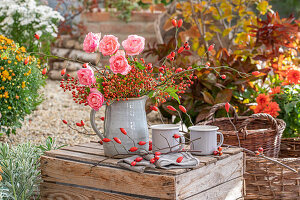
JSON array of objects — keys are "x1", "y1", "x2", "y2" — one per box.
[
  {"x1": 226, "y1": 112, "x2": 241, "y2": 147},
  {"x1": 223, "y1": 144, "x2": 298, "y2": 173}
]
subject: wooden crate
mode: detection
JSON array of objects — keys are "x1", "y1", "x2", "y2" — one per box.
[{"x1": 40, "y1": 142, "x2": 244, "y2": 200}]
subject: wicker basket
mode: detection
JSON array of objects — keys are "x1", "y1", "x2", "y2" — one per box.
[
  {"x1": 198, "y1": 103, "x2": 286, "y2": 157},
  {"x1": 245, "y1": 156, "x2": 300, "y2": 200},
  {"x1": 280, "y1": 138, "x2": 300, "y2": 158}
]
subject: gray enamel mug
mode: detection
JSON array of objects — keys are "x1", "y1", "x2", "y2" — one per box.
[
  {"x1": 150, "y1": 124, "x2": 185, "y2": 153},
  {"x1": 189, "y1": 125, "x2": 224, "y2": 155}
]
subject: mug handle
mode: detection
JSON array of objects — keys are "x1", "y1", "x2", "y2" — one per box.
[
  {"x1": 217, "y1": 132, "x2": 224, "y2": 147},
  {"x1": 179, "y1": 133, "x2": 186, "y2": 150}
]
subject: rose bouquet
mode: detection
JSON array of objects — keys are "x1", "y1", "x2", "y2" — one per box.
[{"x1": 60, "y1": 32, "x2": 196, "y2": 111}]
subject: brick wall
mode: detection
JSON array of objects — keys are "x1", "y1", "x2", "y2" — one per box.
[{"x1": 49, "y1": 11, "x2": 161, "y2": 80}]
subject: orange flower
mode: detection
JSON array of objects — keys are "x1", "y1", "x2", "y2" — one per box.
[
  {"x1": 263, "y1": 102, "x2": 280, "y2": 117},
  {"x1": 253, "y1": 104, "x2": 264, "y2": 114},
  {"x1": 270, "y1": 86, "x2": 281, "y2": 95},
  {"x1": 287, "y1": 69, "x2": 300, "y2": 84},
  {"x1": 256, "y1": 94, "x2": 270, "y2": 106}
]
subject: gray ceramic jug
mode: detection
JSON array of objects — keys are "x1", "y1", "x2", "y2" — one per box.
[{"x1": 90, "y1": 96, "x2": 149, "y2": 157}]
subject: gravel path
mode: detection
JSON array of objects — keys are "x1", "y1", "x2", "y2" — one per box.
[
  {"x1": 1, "y1": 80, "x2": 102, "y2": 146},
  {"x1": 0, "y1": 80, "x2": 160, "y2": 146}
]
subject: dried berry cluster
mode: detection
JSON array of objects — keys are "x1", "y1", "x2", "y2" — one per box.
[{"x1": 60, "y1": 75, "x2": 96, "y2": 106}]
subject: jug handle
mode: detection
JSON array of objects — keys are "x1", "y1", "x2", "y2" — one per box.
[{"x1": 90, "y1": 109, "x2": 105, "y2": 140}]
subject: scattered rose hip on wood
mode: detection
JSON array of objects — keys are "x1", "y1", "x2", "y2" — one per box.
[
  {"x1": 150, "y1": 158, "x2": 155, "y2": 163},
  {"x1": 176, "y1": 156, "x2": 183, "y2": 163},
  {"x1": 131, "y1": 161, "x2": 136, "y2": 166},
  {"x1": 135, "y1": 157, "x2": 143, "y2": 162}
]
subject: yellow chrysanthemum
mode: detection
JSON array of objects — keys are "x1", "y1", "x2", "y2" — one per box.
[
  {"x1": 2, "y1": 70, "x2": 9, "y2": 78},
  {"x1": 22, "y1": 82, "x2": 26, "y2": 88}
]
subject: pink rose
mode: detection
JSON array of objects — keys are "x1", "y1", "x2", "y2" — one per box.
[
  {"x1": 109, "y1": 50, "x2": 131, "y2": 75},
  {"x1": 77, "y1": 65, "x2": 95, "y2": 86},
  {"x1": 87, "y1": 89, "x2": 104, "y2": 111},
  {"x1": 99, "y1": 35, "x2": 120, "y2": 56},
  {"x1": 122, "y1": 35, "x2": 145, "y2": 56},
  {"x1": 83, "y1": 32, "x2": 101, "y2": 53}
]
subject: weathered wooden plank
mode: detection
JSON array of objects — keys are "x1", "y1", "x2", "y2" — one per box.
[
  {"x1": 185, "y1": 177, "x2": 243, "y2": 200},
  {"x1": 40, "y1": 182, "x2": 143, "y2": 200},
  {"x1": 77, "y1": 142, "x2": 103, "y2": 150},
  {"x1": 175, "y1": 152, "x2": 244, "y2": 199},
  {"x1": 62, "y1": 145, "x2": 104, "y2": 156},
  {"x1": 45, "y1": 149, "x2": 112, "y2": 164},
  {"x1": 195, "y1": 156, "x2": 218, "y2": 165},
  {"x1": 222, "y1": 147, "x2": 243, "y2": 155},
  {"x1": 41, "y1": 156, "x2": 176, "y2": 199},
  {"x1": 213, "y1": 153, "x2": 230, "y2": 160}
]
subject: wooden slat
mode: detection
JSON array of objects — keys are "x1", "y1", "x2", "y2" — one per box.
[
  {"x1": 45, "y1": 149, "x2": 112, "y2": 164},
  {"x1": 222, "y1": 147, "x2": 243, "y2": 155},
  {"x1": 41, "y1": 156, "x2": 176, "y2": 199},
  {"x1": 77, "y1": 142, "x2": 103, "y2": 149},
  {"x1": 175, "y1": 152, "x2": 244, "y2": 199},
  {"x1": 186, "y1": 176, "x2": 243, "y2": 200},
  {"x1": 213, "y1": 153, "x2": 230, "y2": 160},
  {"x1": 195, "y1": 156, "x2": 217, "y2": 165},
  {"x1": 40, "y1": 182, "x2": 143, "y2": 200},
  {"x1": 62, "y1": 145, "x2": 104, "y2": 156}
]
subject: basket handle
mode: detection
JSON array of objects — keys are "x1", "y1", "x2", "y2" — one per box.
[
  {"x1": 205, "y1": 103, "x2": 238, "y2": 123},
  {"x1": 238, "y1": 113, "x2": 279, "y2": 135}
]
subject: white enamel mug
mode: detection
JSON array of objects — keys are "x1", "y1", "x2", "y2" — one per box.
[
  {"x1": 188, "y1": 125, "x2": 224, "y2": 155},
  {"x1": 150, "y1": 124, "x2": 185, "y2": 153}
]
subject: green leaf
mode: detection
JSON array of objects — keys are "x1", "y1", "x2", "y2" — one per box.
[
  {"x1": 135, "y1": 62, "x2": 145, "y2": 70},
  {"x1": 169, "y1": 92, "x2": 180, "y2": 103},
  {"x1": 163, "y1": 87, "x2": 180, "y2": 103},
  {"x1": 164, "y1": 87, "x2": 178, "y2": 93},
  {"x1": 148, "y1": 90, "x2": 155, "y2": 98},
  {"x1": 284, "y1": 102, "x2": 296, "y2": 114},
  {"x1": 105, "y1": 65, "x2": 110, "y2": 69}
]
